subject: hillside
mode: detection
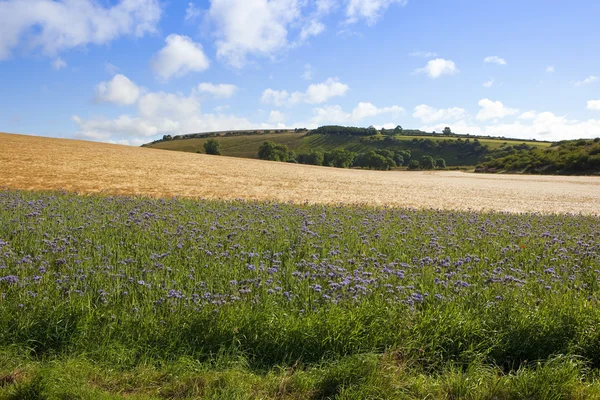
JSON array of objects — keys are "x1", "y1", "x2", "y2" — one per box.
[
  {"x1": 476, "y1": 138, "x2": 600, "y2": 175},
  {"x1": 144, "y1": 127, "x2": 552, "y2": 167},
  {"x1": 1, "y1": 132, "x2": 598, "y2": 214}
]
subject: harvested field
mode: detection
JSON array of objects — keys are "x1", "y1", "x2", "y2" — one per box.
[{"x1": 1, "y1": 132, "x2": 599, "y2": 214}]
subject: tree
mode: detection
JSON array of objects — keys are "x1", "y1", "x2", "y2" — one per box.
[
  {"x1": 420, "y1": 155, "x2": 436, "y2": 170},
  {"x1": 408, "y1": 160, "x2": 420, "y2": 170},
  {"x1": 443, "y1": 127, "x2": 452, "y2": 135},
  {"x1": 298, "y1": 150, "x2": 324, "y2": 166},
  {"x1": 394, "y1": 125, "x2": 403, "y2": 135},
  {"x1": 324, "y1": 149, "x2": 356, "y2": 168},
  {"x1": 258, "y1": 141, "x2": 290, "y2": 161},
  {"x1": 435, "y1": 157, "x2": 447, "y2": 169},
  {"x1": 204, "y1": 139, "x2": 221, "y2": 155}
]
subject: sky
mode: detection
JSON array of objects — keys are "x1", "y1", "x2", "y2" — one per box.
[{"x1": 0, "y1": 0, "x2": 599, "y2": 146}]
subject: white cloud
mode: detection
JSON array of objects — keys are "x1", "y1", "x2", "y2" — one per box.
[
  {"x1": 409, "y1": 51, "x2": 438, "y2": 58},
  {"x1": 346, "y1": 0, "x2": 407, "y2": 25},
  {"x1": 261, "y1": 89, "x2": 294, "y2": 107},
  {"x1": 483, "y1": 79, "x2": 494, "y2": 88},
  {"x1": 476, "y1": 99, "x2": 519, "y2": 121},
  {"x1": 74, "y1": 88, "x2": 262, "y2": 143},
  {"x1": 412, "y1": 105, "x2": 466, "y2": 124},
  {"x1": 309, "y1": 102, "x2": 404, "y2": 125},
  {"x1": 198, "y1": 83, "x2": 238, "y2": 98},
  {"x1": 545, "y1": 66, "x2": 555, "y2": 73},
  {"x1": 208, "y1": 0, "x2": 302, "y2": 68},
  {"x1": 305, "y1": 78, "x2": 349, "y2": 103},
  {"x1": 51, "y1": 57, "x2": 67, "y2": 70},
  {"x1": 0, "y1": 0, "x2": 161, "y2": 60},
  {"x1": 300, "y1": 20, "x2": 325, "y2": 41},
  {"x1": 269, "y1": 110, "x2": 286, "y2": 123},
  {"x1": 518, "y1": 111, "x2": 538, "y2": 120},
  {"x1": 415, "y1": 58, "x2": 459, "y2": 79},
  {"x1": 484, "y1": 56, "x2": 507, "y2": 65},
  {"x1": 587, "y1": 100, "x2": 600, "y2": 111},
  {"x1": 261, "y1": 78, "x2": 349, "y2": 106},
  {"x1": 422, "y1": 113, "x2": 600, "y2": 142},
  {"x1": 574, "y1": 76, "x2": 598, "y2": 87},
  {"x1": 185, "y1": 3, "x2": 202, "y2": 21},
  {"x1": 94, "y1": 74, "x2": 140, "y2": 106},
  {"x1": 316, "y1": 0, "x2": 337, "y2": 14},
  {"x1": 302, "y1": 64, "x2": 314, "y2": 80},
  {"x1": 138, "y1": 92, "x2": 200, "y2": 120},
  {"x1": 151, "y1": 34, "x2": 210, "y2": 80}
]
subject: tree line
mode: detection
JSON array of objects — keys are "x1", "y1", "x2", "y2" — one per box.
[{"x1": 256, "y1": 141, "x2": 446, "y2": 171}]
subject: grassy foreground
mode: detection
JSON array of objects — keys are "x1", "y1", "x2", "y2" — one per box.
[{"x1": 1, "y1": 190, "x2": 600, "y2": 398}]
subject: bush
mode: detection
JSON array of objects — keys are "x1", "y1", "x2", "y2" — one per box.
[
  {"x1": 298, "y1": 150, "x2": 325, "y2": 166},
  {"x1": 420, "y1": 156, "x2": 436, "y2": 170},
  {"x1": 408, "y1": 160, "x2": 420, "y2": 170},
  {"x1": 436, "y1": 158, "x2": 447, "y2": 169},
  {"x1": 203, "y1": 139, "x2": 221, "y2": 155},
  {"x1": 258, "y1": 141, "x2": 291, "y2": 162}
]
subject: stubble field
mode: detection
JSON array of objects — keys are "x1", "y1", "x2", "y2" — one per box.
[{"x1": 1, "y1": 132, "x2": 599, "y2": 214}]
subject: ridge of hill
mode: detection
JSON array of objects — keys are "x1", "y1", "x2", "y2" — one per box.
[{"x1": 143, "y1": 126, "x2": 552, "y2": 168}]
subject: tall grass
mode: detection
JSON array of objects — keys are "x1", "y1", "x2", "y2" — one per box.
[{"x1": 0, "y1": 189, "x2": 599, "y2": 397}]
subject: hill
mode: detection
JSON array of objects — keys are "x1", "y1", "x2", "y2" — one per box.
[
  {"x1": 476, "y1": 138, "x2": 600, "y2": 175},
  {"x1": 1, "y1": 132, "x2": 598, "y2": 214},
  {"x1": 144, "y1": 126, "x2": 552, "y2": 168}
]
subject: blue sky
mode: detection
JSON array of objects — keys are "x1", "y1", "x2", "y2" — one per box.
[{"x1": 1, "y1": 0, "x2": 599, "y2": 145}]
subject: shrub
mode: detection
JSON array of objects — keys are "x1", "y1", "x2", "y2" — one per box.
[
  {"x1": 203, "y1": 139, "x2": 221, "y2": 155},
  {"x1": 420, "y1": 156, "x2": 436, "y2": 170}
]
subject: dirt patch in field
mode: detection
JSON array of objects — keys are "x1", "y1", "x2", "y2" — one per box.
[{"x1": 1, "y1": 132, "x2": 599, "y2": 214}]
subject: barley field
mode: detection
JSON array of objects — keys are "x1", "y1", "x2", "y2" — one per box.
[{"x1": 1, "y1": 132, "x2": 599, "y2": 214}]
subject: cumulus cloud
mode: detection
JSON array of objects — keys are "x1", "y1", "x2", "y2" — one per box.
[
  {"x1": 51, "y1": 57, "x2": 67, "y2": 70},
  {"x1": 261, "y1": 78, "x2": 349, "y2": 106},
  {"x1": 151, "y1": 34, "x2": 210, "y2": 80},
  {"x1": 518, "y1": 111, "x2": 538, "y2": 120},
  {"x1": 574, "y1": 76, "x2": 598, "y2": 87},
  {"x1": 419, "y1": 101, "x2": 600, "y2": 141},
  {"x1": 545, "y1": 66, "x2": 555, "y2": 73},
  {"x1": 94, "y1": 74, "x2": 141, "y2": 106},
  {"x1": 484, "y1": 56, "x2": 507, "y2": 65},
  {"x1": 205, "y1": 0, "x2": 405, "y2": 68},
  {"x1": 587, "y1": 100, "x2": 600, "y2": 111},
  {"x1": 483, "y1": 79, "x2": 494, "y2": 88},
  {"x1": 415, "y1": 58, "x2": 459, "y2": 79},
  {"x1": 412, "y1": 105, "x2": 466, "y2": 124},
  {"x1": 198, "y1": 83, "x2": 238, "y2": 98},
  {"x1": 269, "y1": 110, "x2": 286, "y2": 123},
  {"x1": 74, "y1": 88, "x2": 260, "y2": 143},
  {"x1": 208, "y1": 0, "x2": 303, "y2": 68},
  {"x1": 346, "y1": 0, "x2": 407, "y2": 25},
  {"x1": 423, "y1": 113, "x2": 600, "y2": 142},
  {"x1": 309, "y1": 102, "x2": 404, "y2": 125},
  {"x1": 0, "y1": 0, "x2": 160, "y2": 60},
  {"x1": 476, "y1": 99, "x2": 519, "y2": 121}
]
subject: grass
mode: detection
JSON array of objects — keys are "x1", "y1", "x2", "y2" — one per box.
[
  {"x1": 145, "y1": 132, "x2": 552, "y2": 166},
  {"x1": 0, "y1": 189, "x2": 600, "y2": 398}
]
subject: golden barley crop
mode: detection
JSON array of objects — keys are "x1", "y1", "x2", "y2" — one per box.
[{"x1": 1, "y1": 132, "x2": 599, "y2": 214}]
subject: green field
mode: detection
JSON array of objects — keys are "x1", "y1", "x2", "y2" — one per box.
[
  {"x1": 1, "y1": 189, "x2": 600, "y2": 398},
  {"x1": 145, "y1": 130, "x2": 552, "y2": 167}
]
